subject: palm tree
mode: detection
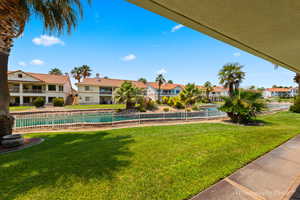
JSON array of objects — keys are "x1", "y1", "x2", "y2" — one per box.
[
  {"x1": 71, "y1": 67, "x2": 83, "y2": 83},
  {"x1": 294, "y1": 73, "x2": 300, "y2": 96},
  {"x1": 204, "y1": 81, "x2": 213, "y2": 101},
  {"x1": 0, "y1": 0, "x2": 90, "y2": 137},
  {"x1": 179, "y1": 83, "x2": 201, "y2": 109},
  {"x1": 80, "y1": 65, "x2": 92, "y2": 79},
  {"x1": 138, "y1": 78, "x2": 147, "y2": 84},
  {"x1": 155, "y1": 74, "x2": 166, "y2": 102},
  {"x1": 114, "y1": 81, "x2": 142, "y2": 109},
  {"x1": 218, "y1": 63, "x2": 245, "y2": 97},
  {"x1": 49, "y1": 68, "x2": 63, "y2": 75}
]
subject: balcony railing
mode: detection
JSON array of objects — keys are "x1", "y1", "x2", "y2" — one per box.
[
  {"x1": 23, "y1": 89, "x2": 45, "y2": 94},
  {"x1": 100, "y1": 91, "x2": 113, "y2": 95},
  {"x1": 9, "y1": 88, "x2": 20, "y2": 93}
]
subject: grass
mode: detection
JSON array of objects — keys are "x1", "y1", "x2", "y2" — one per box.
[
  {"x1": 65, "y1": 104, "x2": 125, "y2": 110},
  {"x1": 1, "y1": 112, "x2": 300, "y2": 200},
  {"x1": 9, "y1": 106, "x2": 34, "y2": 111}
]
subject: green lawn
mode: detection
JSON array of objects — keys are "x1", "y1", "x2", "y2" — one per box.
[
  {"x1": 65, "y1": 104, "x2": 125, "y2": 110},
  {"x1": 9, "y1": 106, "x2": 34, "y2": 111},
  {"x1": 1, "y1": 112, "x2": 300, "y2": 200}
]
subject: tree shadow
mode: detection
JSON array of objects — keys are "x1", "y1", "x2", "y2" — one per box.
[
  {"x1": 0, "y1": 131, "x2": 134, "y2": 199},
  {"x1": 290, "y1": 184, "x2": 300, "y2": 200}
]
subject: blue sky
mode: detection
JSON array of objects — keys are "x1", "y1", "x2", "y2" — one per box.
[{"x1": 9, "y1": 0, "x2": 296, "y2": 88}]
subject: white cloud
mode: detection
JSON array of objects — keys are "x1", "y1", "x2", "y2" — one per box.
[
  {"x1": 18, "y1": 61, "x2": 27, "y2": 67},
  {"x1": 157, "y1": 68, "x2": 167, "y2": 75},
  {"x1": 30, "y1": 59, "x2": 44, "y2": 65},
  {"x1": 122, "y1": 54, "x2": 136, "y2": 62},
  {"x1": 233, "y1": 52, "x2": 241, "y2": 57},
  {"x1": 171, "y1": 24, "x2": 185, "y2": 32},
  {"x1": 32, "y1": 35, "x2": 64, "y2": 47}
]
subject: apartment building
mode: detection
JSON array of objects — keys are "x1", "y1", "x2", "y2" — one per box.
[
  {"x1": 263, "y1": 88, "x2": 298, "y2": 98},
  {"x1": 8, "y1": 70, "x2": 73, "y2": 105},
  {"x1": 77, "y1": 78, "x2": 148, "y2": 104}
]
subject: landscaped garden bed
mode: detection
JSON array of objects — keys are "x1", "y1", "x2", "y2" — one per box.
[{"x1": 1, "y1": 112, "x2": 300, "y2": 200}]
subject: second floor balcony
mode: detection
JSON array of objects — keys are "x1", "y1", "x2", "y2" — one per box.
[{"x1": 23, "y1": 88, "x2": 46, "y2": 94}]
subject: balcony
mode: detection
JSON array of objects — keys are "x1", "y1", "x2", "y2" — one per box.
[
  {"x1": 23, "y1": 89, "x2": 46, "y2": 94},
  {"x1": 9, "y1": 87, "x2": 20, "y2": 93},
  {"x1": 99, "y1": 90, "x2": 113, "y2": 95}
]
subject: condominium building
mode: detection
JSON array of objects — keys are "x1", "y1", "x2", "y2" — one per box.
[
  {"x1": 8, "y1": 70, "x2": 73, "y2": 105},
  {"x1": 263, "y1": 88, "x2": 298, "y2": 98},
  {"x1": 77, "y1": 78, "x2": 186, "y2": 104}
]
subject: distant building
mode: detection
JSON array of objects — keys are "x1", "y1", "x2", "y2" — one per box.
[
  {"x1": 8, "y1": 70, "x2": 73, "y2": 105},
  {"x1": 263, "y1": 88, "x2": 298, "y2": 98},
  {"x1": 146, "y1": 82, "x2": 184, "y2": 101}
]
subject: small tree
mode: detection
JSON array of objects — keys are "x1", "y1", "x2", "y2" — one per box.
[
  {"x1": 49, "y1": 68, "x2": 63, "y2": 75},
  {"x1": 114, "y1": 81, "x2": 142, "y2": 109},
  {"x1": 204, "y1": 81, "x2": 213, "y2": 102},
  {"x1": 179, "y1": 83, "x2": 201, "y2": 110},
  {"x1": 218, "y1": 63, "x2": 245, "y2": 97},
  {"x1": 71, "y1": 67, "x2": 83, "y2": 83},
  {"x1": 80, "y1": 65, "x2": 92, "y2": 79},
  {"x1": 155, "y1": 74, "x2": 166, "y2": 102},
  {"x1": 138, "y1": 78, "x2": 147, "y2": 84},
  {"x1": 219, "y1": 91, "x2": 265, "y2": 124},
  {"x1": 167, "y1": 80, "x2": 173, "y2": 84}
]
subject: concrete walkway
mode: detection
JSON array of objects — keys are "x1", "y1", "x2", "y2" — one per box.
[{"x1": 190, "y1": 135, "x2": 300, "y2": 200}]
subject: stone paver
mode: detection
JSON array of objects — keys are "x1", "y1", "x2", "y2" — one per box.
[{"x1": 190, "y1": 135, "x2": 300, "y2": 200}]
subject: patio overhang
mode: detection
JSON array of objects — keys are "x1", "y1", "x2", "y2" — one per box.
[{"x1": 127, "y1": 0, "x2": 300, "y2": 73}]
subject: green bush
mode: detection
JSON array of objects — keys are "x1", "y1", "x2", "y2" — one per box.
[
  {"x1": 192, "y1": 105, "x2": 199, "y2": 111},
  {"x1": 186, "y1": 108, "x2": 191, "y2": 112},
  {"x1": 33, "y1": 97, "x2": 45, "y2": 108},
  {"x1": 174, "y1": 100, "x2": 184, "y2": 109},
  {"x1": 53, "y1": 98, "x2": 64, "y2": 107},
  {"x1": 163, "y1": 107, "x2": 170, "y2": 112},
  {"x1": 162, "y1": 96, "x2": 169, "y2": 105},
  {"x1": 290, "y1": 96, "x2": 300, "y2": 113},
  {"x1": 219, "y1": 91, "x2": 265, "y2": 124}
]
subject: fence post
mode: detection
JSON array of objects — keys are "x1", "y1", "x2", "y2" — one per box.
[
  {"x1": 111, "y1": 112, "x2": 114, "y2": 128},
  {"x1": 139, "y1": 112, "x2": 141, "y2": 125}
]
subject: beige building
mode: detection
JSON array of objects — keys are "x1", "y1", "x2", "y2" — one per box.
[
  {"x1": 77, "y1": 78, "x2": 148, "y2": 104},
  {"x1": 8, "y1": 70, "x2": 73, "y2": 105}
]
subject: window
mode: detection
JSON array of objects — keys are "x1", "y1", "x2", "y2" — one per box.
[
  {"x1": 59, "y1": 85, "x2": 64, "y2": 92},
  {"x1": 48, "y1": 85, "x2": 56, "y2": 91},
  {"x1": 85, "y1": 97, "x2": 91, "y2": 102},
  {"x1": 85, "y1": 86, "x2": 90, "y2": 91},
  {"x1": 18, "y1": 74, "x2": 23, "y2": 78},
  {"x1": 48, "y1": 97, "x2": 55, "y2": 103}
]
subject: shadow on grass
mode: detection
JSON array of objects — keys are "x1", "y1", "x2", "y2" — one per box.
[
  {"x1": 0, "y1": 131, "x2": 134, "y2": 199},
  {"x1": 290, "y1": 184, "x2": 300, "y2": 200}
]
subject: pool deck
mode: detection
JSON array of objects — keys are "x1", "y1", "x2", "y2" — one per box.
[{"x1": 190, "y1": 135, "x2": 300, "y2": 200}]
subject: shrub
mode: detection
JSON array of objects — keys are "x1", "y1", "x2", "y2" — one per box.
[
  {"x1": 219, "y1": 91, "x2": 265, "y2": 124},
  {"x1": 186, "y1": 108, "x2": 191, "y2": 112},
  {"x1": 290, "y1": 96, "x2": 300, "y2": 113},
  {"x1": 33, "y1": 97, "x2": 45, "y2": 108},
  {"x1": 192, "y1": 105, "x2": 199, "y2": 111},
  {"x1": 53, "y1": 98, "x2": 64, "y2": 107},
  {"x1": 167, "y1": 98, "x2": 174, "y2": 107},
  {"x1": 173, "y1": 100, "x2": 184, "y2": 109},
  {"x1": 163, "y1": 107, "x2": 170, "y2": 112},
  {"x1": 162, "y1": 96, "x2": 169, "y2": 104}
]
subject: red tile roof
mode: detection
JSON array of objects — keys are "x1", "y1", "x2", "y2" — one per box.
[
  {"x1": 8, "y1": 70, "x2": 70, "y2": 85},
  {"x1": 78, "y1": 78, "x2": 148, "y2": 89},
  {"x1": 147, "y1": 82, "x2": 184, "y2": 90},
  {"x1": 266, "y1": 88, "x2": 293, "y2": 92}
]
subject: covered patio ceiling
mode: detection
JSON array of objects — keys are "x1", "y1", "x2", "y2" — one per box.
[{"x1": 128, "y1": 0, "x2": 300, "y2": 73}]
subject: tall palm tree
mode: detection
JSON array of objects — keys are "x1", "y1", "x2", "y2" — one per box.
[
  {"x1": 114, "y1": 81, "x2": 142, "y2": 109},
  {"x1": 138, "y1": 78, "x2": 147, "y2": 84},
  {"x1": 204, "y1": 81, "x2": 213, "y2": 101},
  {"x1": 294, "y1": 73, "x2": 300, "y2": 96},
  {"x1": 155, "y1": 74, "x2": 166, "y2": 102},
  {"x1": 49, "y1": 68, "x2": 63, "y2": 75},
  {"x1": 179, "y1": 83, "x2": 201, "y2": 109},
  {"x1": 71, "y1": 67, "x2": 83, "y2": 83},
  {"x1": 80, "y1": 65, "x2": 92, "y2": 79},
  {"x1": 0, "y1": 0, "x2": 91, "y2": 137},
  {"x1": 218, "y1": 63, "x2": 245, "y2": 97}
]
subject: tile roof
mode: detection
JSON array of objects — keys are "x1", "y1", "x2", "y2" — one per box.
[
  {"x1": 78, "y1": 78, "x2": 148, "y2": 89},
  {"x1": 147, "y1": 82, "x2": 184, "y2": 90},
  {"x1": 266, "y1": 88, "x2": 293, "y2": 92},
  {"x1": 8, "y1": 70, "x2": 70, "y2": 85}
]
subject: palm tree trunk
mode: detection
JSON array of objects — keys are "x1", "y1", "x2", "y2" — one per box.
[
  {"x1": 158, "y1": 86, "x2": 161, "y2": 102},
  {"x1": 229, "y1": 83, "x2": 234, "y2": 97},
  {"x1": 0, "y1": 51, "x2": 14, "y2": 139}
]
